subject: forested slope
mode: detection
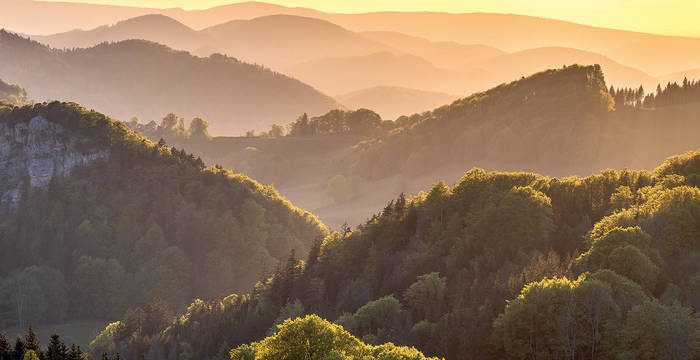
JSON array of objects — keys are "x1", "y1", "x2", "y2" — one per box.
[
  {"x1": 92, "y1": 146, "x2": 699, "y2": 359},
  {"x1": 0, "y1": 101, "x2": 327, "y2": 331}
]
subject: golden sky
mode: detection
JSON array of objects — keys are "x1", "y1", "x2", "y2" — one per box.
[{"x1": 40, "y1": 0, "x2": 700, "y2": 37}]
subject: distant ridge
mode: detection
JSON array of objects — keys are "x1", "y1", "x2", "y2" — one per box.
[{"x1": 0, "y1": 30, "x2": 341, "y2": 135}]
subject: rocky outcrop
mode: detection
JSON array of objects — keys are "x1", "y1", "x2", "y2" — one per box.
[{"x1": 0, "y1": 116, "x2": 109, "y2": 208}]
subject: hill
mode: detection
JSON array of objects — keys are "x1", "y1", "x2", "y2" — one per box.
[
  {"x1": 0, "y1": 30, "x2": 341, "y2": 135},
  {"x1": 7, "y1": 2, "x2": 700, "y2": 76},
  {"x1": 468, "y1": 46, "x2": 658, "y2": 90},
  {"x1": 336, "y1": 86, "x2": 459, "y2": 120},
  {"x1": 90, "y1": 145, "x2": 700, "y2": 360},
  {"x1": 360, "y1": 30, "x2": 506, "y2": 69},
  {"x1": 32, "y1": 14, "x2": 210, "y2": 54},
  {"x1": 287, "y1": 51, "x2": 471, "y2": 95},
  {"x1": 0, "y1": 101, "x2": 327, "y2": 331},
  {"x1": 127, "y1": 66, "x2": 700, "y2": 231},
  {"x1": 201, "y1": 15, "x2": 390, "y2": 70},
  {"x1": 661, "y1": 68, "x2": 700, "y2": 83}
]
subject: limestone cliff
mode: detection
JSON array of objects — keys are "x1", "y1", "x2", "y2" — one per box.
[{"x1": 0, "y1": 115, "x2": 109, "y2": 209}]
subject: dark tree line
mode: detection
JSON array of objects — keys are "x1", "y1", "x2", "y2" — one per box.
[{"x1": 0, "y1": 329, "x2": 89, "y2": 360}]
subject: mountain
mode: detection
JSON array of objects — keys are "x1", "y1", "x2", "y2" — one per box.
[
  {"x1": 360, "y1": 31, "x2": 506, "y2": 69},
  {"x1": 660, "y1": 68, "x2": 700, "y2": 84},
  {"x1": 468, "y1": 46, "x2": 658, "y2": 90},
  {"x1": 200, "y1": 15, "x2": 391, "y2": 70},
  {"x1": 90, "y1": 144, "x2": 700, "y2": 359},
  {"x1": 286, "y1": 51, "x2": 474, "y2": 95},
  {"x1": 8, "y1": 1, "x2": 700, "y2": 76},
  {"x1": 609, "y1": 39, "x2": 700, "y2": 76},
  {"x1": 0, "y1": 100, "x2": 327, "y2": 331},
  {"x1": 0, "y1": 30, "x2": 341, "y2": 135},
  {"x1": 336, "y1": 86, "x2": 459, "y2": 119},
  {"x1": 32, "y1": 14, "x2": 210, "y2": 54}
]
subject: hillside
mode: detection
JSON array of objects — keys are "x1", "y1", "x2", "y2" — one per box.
[
  {"x1": 201, "y1": 15, "x2": 390, "y2": 70},
  {"x1": 90, "y1": 146, "x2": 700, "y2": 360},
  {"x1": 287, "y1": 51, "x2": 472, "y2": 95},
  {"x1": 0, "y1": 101, "x2": 327, "y2": 331},
  {"x1": 336, "y1": 86, "x2": 459, "y2": 120},
  {"x1": 127, "y1": 66, "x2": 700, "y2": 231},
  {"x1": 7, "y1": 2, "x2": 700, "y2": 76},
  {"x1": 360, "y1": 31, "x2": 506, "y2": 69},
  {"x1": 662, "y1": 68, "x2": 700, "y2": 83},
  {"x1": 0, "y1": 30, "x2": 341, "y2": 135},
  {"x1": 467, "y1": 46, "x2": 657, "y2": 90},
  {"x1": 32, "y1": 14, "x2": 210, "y2": 54}
]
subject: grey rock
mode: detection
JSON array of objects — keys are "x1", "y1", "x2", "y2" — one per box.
[{"x1": 0, "y1": 116, "x2": 110, "y2": 210}]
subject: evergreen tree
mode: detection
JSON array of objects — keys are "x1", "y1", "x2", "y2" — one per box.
[
  {"x1": 0, "y1": 333, "x2": 11, "y2": 360},
  {"x1": 46, "y1": 334, "x2": 68, "y2": 360}
]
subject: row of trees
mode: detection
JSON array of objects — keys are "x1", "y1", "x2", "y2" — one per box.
[
  {"x1": 287, "y1": 109, "x2": 385, "y2": 137},
  {"x1": 126, "y1": 113, "x2": 212, "y2": 143},
  {"x1": 0, "y1": 329, "x2": 87, "y2": 360},
  {"x1": 614, "y1": 78, "x2": 700, "y2": 109}
]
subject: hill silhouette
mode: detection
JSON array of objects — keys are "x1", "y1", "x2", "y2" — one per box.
[
  {"x1": 336, "y1": 86, "x2": 459, "y2": 120},
  {"x1": 287, "y1": 51, "x2": 470, "y2": 95},
  {"x1": 0, "y1": 30, "x2": 341, "y2": 135},
  {"x1": 201, "y1": 15, "x2": 390, "y2": 70},
  {"x1": 468, "y1": 47, "x2": 657, "y2": 91},
  {"x1": 360, "y1": 30, "x2": 506, "y2": 69},
  {"x1": 33, "y1": 14, "x2": 210, "y2": 53}
]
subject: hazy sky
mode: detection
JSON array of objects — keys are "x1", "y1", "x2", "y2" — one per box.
[{"x1": 39, "y1": 0, "x2": 700, "y2": 37}]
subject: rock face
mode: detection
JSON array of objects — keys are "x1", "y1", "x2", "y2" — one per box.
[{"x1": 0, "y1": 116, "x2": 109, "y2": 209}]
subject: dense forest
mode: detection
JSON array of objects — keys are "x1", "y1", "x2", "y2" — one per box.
[
  {"x1": 0, "y1": 30, "x2": 341, "y2": 135},
  {"x1": 0, "y1": 101, "x2": 327, "y2": 331},
  {"x1": 88, "y1": 144, "x2": 699, "y2": 359}
]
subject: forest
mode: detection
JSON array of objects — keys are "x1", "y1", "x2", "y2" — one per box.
[
  {"x1": 0, "y1": 101, "x2": 326, "y2": 333},
  {"x1": 85, "y1": 143, "x2": 699, "y2": 359}
]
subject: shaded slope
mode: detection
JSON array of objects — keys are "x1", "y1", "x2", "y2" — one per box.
[
  {"x1": 361, "y1": 30, "x2": 506, "y2": 69},
  {"x1": 0, "y1": 100, "x2": 327, "y2": 327},
  {"x1": 286, "y1": 51, "x2": 472, "y2": 95},
  {"x1": 469, "y1": 47, "x2": 657, "y2": 90},
  {"x1": 0, "y1": 31, "x2": 341, "y2": 135},
  {"x1": 201, "y1": 14, "x2": 390, "y2": 70},
  {"x1": 32, "y1": 14, "x2": 209, "y2": 53}
]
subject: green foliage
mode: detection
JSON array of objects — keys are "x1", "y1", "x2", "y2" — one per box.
[
  {"x1": 0, "y1": 79, "x2": 26, "y2": 105},
  {"x1": 287, "y1": 109, "x2": 382, "y2": 136},
  {"x1": 0, "y1": 101, "x2": 328, "y2": 328},
  {"x1": 620, "y1": 300, "x2": 700, "y2": 360},
  {"x1": 403, "y1": 273, "x2": 445, "y2": 322},
  {"x1": 230, "y1": 315, "x2": 439, "y2": 360}
]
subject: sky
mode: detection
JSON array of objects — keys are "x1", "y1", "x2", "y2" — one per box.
[{"x1": 38, "y1": 0, "x2": 700, "y2": 37}]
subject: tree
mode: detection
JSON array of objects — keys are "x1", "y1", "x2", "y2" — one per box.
[
  {"x1": 404, "y1": 272, "x2": 446, "y2": 322},
  {"x1": 230, "y1": 315, "x2": 438, "y2": 360},
  {"x1": 46, "y1": 334, "x2": 68, "y2": 360},
  {"x1": 621, "y1": 300, "x2": 700, "y2": 360},
  {"x1": 267, "y1": 124, "x2": 284, "y2": 138},
  {"x1": 0, "y1": 333, "x2": 10, "y2": 360},
  {"x1": 188, "y1": 117, "x2": 211, "y2": 140},
  {"x1": 21, "y1": 351, "x2": 38, "y2": 360}
]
